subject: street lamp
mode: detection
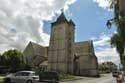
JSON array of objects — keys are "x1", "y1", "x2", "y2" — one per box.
[
  {"x1": 106, "y1": 20, "x2": 112, "y2": 29},
  {"x1": 106, "y1": 19, "x2": 114, "y2": 29}
]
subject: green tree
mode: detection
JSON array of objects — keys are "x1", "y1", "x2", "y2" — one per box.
[
  {"x1": 0, "y1": 54, "x2": 6, "y2": 66},
  {"x1": 2, "y1": 49, "x2": 25, "y2": 72},
  {"x1": 0, "y1": 54, "x2": 1, "y2": 65},
  {"x1": 110, "y1": 34, "x2": 125, "y2": 64},
  {"x1": 107, "y1": 0, "x2": 125, "y2": 65}
]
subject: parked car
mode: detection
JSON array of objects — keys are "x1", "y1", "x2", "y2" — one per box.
[
  {"x1": 39, "y1": 71, "x2": 60, "y2": 83},
  {"x1": 4, "y1": 71, "x2": 39, "y2": 83}
]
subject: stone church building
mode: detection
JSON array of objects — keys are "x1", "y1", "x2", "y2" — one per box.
[{"x1": 23, "y1": 12, "x2": 99, "y2": 76}]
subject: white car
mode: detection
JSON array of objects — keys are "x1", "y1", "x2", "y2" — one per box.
[{"x1": 4, "y1": 71, "x2": 39, "y2": 83}]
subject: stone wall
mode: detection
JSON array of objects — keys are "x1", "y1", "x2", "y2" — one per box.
[
  {"x1": 74, "y1": 41, "x2": 99, "y2": 77},
  {"x1": 48, "y1": 15, "x2": 75, "y2": 74}
]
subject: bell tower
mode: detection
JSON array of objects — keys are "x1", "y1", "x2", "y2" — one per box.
[{"x1": 48, "y1": 12, "x2": 75, "y2": 74}]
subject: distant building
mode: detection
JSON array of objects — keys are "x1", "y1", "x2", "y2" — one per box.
[
  {"x1": 23, "y1": 12, "x2": 99, "y2": 76},
  {"x1": 99, "y1": 62, "x2": 118, "y2": 73}
]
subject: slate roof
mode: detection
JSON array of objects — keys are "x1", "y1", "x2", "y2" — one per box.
[
  {"x1": 51, "y1": 12, "x2": 75, "y2": 26},
  {"x1": 29, "y1": 41, "x2": 48, "y2": 57},
  {"x1": 23, "y1": 41, "x2": 48, "y2": 66}
]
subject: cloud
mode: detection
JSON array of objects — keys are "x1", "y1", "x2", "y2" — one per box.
[
  {"x1": 93, "y1": 0, "x2": 112, "y2": 10},
  {"x1": 92, "y1": 32, "x2": 120, "y2": 65},
  {"x1": 0, "y1": 0, "x2": 77, "y2": 53},
  {"x1": 93, "y1": 32, "x2": 110, "y2": 47},
  {"x1": 95, "y1": 48, "x2": 120, "y2": 65}
]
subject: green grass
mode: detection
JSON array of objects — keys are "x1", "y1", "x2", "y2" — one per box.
[
  {"x1": 60, "y1": 74, "x2": 82, "y2": 82},
  {"x1": 0, "y1": 76, "x2": 4, "y2": 83}
]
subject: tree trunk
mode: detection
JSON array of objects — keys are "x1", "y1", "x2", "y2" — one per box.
[{"x1": 119, "y1": 0, "x2": 125, "y2": 16}]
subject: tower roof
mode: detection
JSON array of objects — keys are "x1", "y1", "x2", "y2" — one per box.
[
  {"x1": 56, "y1": 12, "x2": 67, "y2": 22},
  {"x1": 51, "y1": 12, "x2": 68, "y2": 25},
  {"x1": 51, "y1": 11, "x2": 75, "y2": 27},
  {"x1": 69, "y1": 19, "x2": 75, "y2": 26}
]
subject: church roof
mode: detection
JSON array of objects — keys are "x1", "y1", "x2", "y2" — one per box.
[
  {"x1": 23, "y1": 41, "x2": 48, "y2": 67},
  {"x1": 57, "y1": 12, "x2": 68, "y2": 22},
  {"x1": 52, "y1": 12, "x2": 68, "y2": 25},
  {"x1": 24, "y1": 41, "x2": 48, "y2": 57},
  {"x1": 33, "y1": 55, "x2": 47, "y2": 66},
  {"x1": 51, "y1": 12, "x2": 75, "y2": 26},
  {"x1": 29, "y1": 42, "x2": 45, "y2": 50},
  {"x1": 69, "y1": 19, "x2": 75, "y2": 26}
]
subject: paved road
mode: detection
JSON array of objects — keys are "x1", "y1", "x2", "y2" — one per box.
[{"x1": 61, "y1": 74, "x2": 117, "y2": 83}]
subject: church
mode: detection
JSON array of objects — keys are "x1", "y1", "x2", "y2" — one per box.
[{"x1": 23, "y1": 12, "x2": 99, "y2": 77}]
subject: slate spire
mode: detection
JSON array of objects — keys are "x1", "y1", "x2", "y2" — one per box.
[
  {"x1": 69, "y1": 19, "x2": 75, "y2": 26},
  {"x1": 56, "y1": 11, "x2": 67, "y2": 22}
]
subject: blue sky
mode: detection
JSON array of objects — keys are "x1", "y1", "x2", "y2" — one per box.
[
  {"x1": 0, "y1": 0, "x2": 120, "y2": 65},
  {"x1": 43, "y1": 0, "x2": 120, "y2": 64},
  {"x1": 69, "y1": 0, "x2": 113, "y2": 41},
  {"x1": 68, "y1": 0, "x2": 120, "y2": 64},
  {"x1": 43, "y1": 0, "x2": 115, "y2": 42}
]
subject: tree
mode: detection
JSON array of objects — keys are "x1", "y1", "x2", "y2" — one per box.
[
  {"x1": 0, "y1": 54, "x2": 6, "y2": 66},
  {"x1": 0, "y1": 54, "x2": 1, "y2": 65},
  {"x1": 2, "y1": 49, "x2": 25, "y2": 72},
  {"x1": 107, "y1": 0, "x2": 125, "y2": 66},
  {"x1": 110, "y1": 34, "x2": 125, "y2": 64}
]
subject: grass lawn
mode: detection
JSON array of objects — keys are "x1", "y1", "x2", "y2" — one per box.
[
  {"x1": 0, "y1": 76, "x2": 4, "y2": 83},
  {"x1": 60, "y1": 74, "x2": 82, "y2": 82}
]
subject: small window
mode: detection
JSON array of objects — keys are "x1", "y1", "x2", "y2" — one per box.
[
  {"x1": 21, "y1": 72, "x2": 30, "y2": 76},
  {"x1": 15, "y1": 72, "x2": 22, "y2": 76}
]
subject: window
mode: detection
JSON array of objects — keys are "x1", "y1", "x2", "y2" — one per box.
[{"x1": 21, "y1": 72, "x2": 30, "y2": 76}]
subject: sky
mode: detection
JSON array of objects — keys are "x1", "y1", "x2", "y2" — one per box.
[{"x1": 0, "y1": 0, "x2": 120, "y2": 65}]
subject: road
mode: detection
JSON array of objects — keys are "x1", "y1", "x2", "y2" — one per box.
[
  {"x1": 61, "y1": 74, "x2": 117, "y2": 83},
  {"x1": 1, "y1": 73, "x2": 119, "y2": 83}
]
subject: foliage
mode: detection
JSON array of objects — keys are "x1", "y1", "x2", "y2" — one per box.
[
  {"x1": 1, "y1": 49, "x2": 25, "y2": 72},
  {"x1": 110, "y1": 34, "x2": 124, "y2": 64},
  {"x1": 108, "y1": 0, "x2": 125, "y2": 65}
]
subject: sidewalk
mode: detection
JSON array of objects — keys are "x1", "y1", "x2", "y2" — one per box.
[{"x1": 122, "y1": 80, "x2": 125, "y2": 83}]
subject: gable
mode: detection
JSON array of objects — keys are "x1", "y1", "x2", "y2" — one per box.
[
  {"x1": 30, "y1": 42, "x2": 48, "y2": 57},
  {"x1": 75, "y1": 41, "x2": 95, "y2": 56}
]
